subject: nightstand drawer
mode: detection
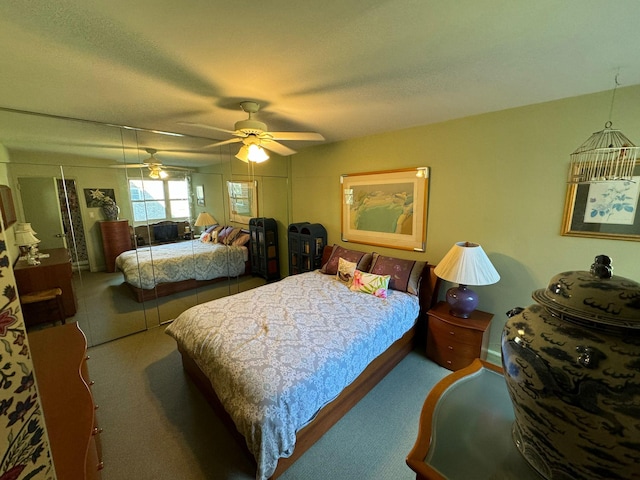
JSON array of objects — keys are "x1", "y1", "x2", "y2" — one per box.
[
  {"x1": 428, "y1": 315, "x2": 484, "y2": 346},
  {"x1": 425, "y1": 302, "x2": 493, "y2": 371},
  {"x1": 426, "y1": 334, "x2": 480, "y2": 370}
]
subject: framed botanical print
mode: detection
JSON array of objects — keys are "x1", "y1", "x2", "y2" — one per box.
[{"x1": 561, "y1": 160, "x2": 640, "y2": 241}]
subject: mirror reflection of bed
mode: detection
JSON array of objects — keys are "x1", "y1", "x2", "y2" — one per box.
[{"x1": 2, "y1": 107, "x2": 290, "y2": 347}]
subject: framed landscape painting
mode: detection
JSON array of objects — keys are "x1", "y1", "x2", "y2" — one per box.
[{"x1": 341, "y1": 167, "x2": 429, "y2": 251}]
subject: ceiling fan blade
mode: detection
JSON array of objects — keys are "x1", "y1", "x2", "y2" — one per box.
[
  {"x1": 261, "y1": 140, "x2": 297, "y2": 156},
  {"x1": 267, "y1": 131, "x2": 325, "y2": 141},
  {"x1": 202, "y1": 138, "x2": 243, "y2": 149},
  {"x1": 163, "y1": 165, "x2": 193, "y2": 172},
  {"x1": 177, "y1": 121, "x2": 239, "y2": 136},
  {"x1": 109, "y1": 164, "x2": 149, "y2": 169}
]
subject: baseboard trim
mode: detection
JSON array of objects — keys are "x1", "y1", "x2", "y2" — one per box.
[{"x1": 486, "y1": 348, "x2": 502, "y2": 367}]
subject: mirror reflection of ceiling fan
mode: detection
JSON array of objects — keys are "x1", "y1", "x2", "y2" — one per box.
[
  {"x1": 111, "y1": 148, "x2": 193, "y2": 178},
  {"x1": 180, "y1": 101, "x2": 325, "y2": 163}
]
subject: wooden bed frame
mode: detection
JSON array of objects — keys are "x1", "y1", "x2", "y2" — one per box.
[
  {"x1": 176, "y1": 246, "x2": 441, "y2": 479},
  {"x1": 124, "y1": 259, "x2": 251, "y2": 303}
]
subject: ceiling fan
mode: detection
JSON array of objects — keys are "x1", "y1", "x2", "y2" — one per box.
[
  {"x1": 111, "y1": 148, "x2": 193, "y2": 178},
  {"x1": 180, "y1": 101, "x2": 325, "y2": 162}
]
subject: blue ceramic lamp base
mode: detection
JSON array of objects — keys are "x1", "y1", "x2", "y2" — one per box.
[{"x1": 445, "y1": 284, "x2": 478, "y2": 318}]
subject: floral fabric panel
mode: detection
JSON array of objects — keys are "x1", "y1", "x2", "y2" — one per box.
[
  {"x1": 165, "y1": 271, "x2": 419, "y2": 480},
  {"x1": 115, "y1": 241, "x2": 247, "y2": 289},
  {"x1": 0, "y1": 234, "x2": 54, "y2": 478},
  {"x1": 349, "y1": 269, "x2": 391, "y2": 298}
]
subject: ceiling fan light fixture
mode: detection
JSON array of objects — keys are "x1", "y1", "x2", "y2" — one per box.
[
  {"x1": 235, "y1": 145, "x2": 250, "y2": 163},
  {"x1": 248, "y1": 144, "x2": 269, "y2": 163},
  {"x1": 235, "y1": 143, "x2": 269, "y2": 163}
]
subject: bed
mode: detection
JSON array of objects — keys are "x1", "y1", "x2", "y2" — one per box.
[
  {"x1": 115, "y1": 238, "x2": 250, "y2": 302},
  {"x1": 165, "y1": 245, "x2": 440, "y2": 479}
]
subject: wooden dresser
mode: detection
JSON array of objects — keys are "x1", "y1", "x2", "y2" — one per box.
[
  {"x1": 426, "y1": 301, "x2": 493, "y2": 371},
  {"x1": 99, "y1": 219, "x2": 132, "y2": 272},
  {"x1": 29, "y1": 323, "x2": 103, "y2": 480},
  {"x1": 14, "y1": 247, "x2": 76, "y2": 325}
]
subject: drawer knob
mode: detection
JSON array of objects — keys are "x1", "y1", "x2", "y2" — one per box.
[
  {"x1": 448, "y1": 345, "x2": 454, "y2": 350},
  {"x1": 448, "y1": 331, "x2": 455, "y2": 335}
]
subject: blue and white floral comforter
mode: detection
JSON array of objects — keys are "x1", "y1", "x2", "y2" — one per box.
[
  {"x1": 115, "y1": 241, "x2": 247, "y2": 289},
  {"x1": 165, "y1": 270, "x2": 420, "y2": 480}
]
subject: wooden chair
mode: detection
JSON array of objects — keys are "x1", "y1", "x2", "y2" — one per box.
[{"x1": 20, "y1": 288, "x2": 66, "y2": 328}]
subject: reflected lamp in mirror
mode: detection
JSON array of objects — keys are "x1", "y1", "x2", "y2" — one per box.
[
  {"x1": 15, "y1": 229, "x2": 41, "y2": 264},
  {"x1": 194, "y1": 212, "x2": 217, "y2": 230},
  {"x1": 148, "y1": 165, "x2": 168, "y2": 179},
  {"x1": 434, "y1": 242, "x2": 500, "y2": 318},
  {"x1": 15, "y1": 222, "x2": 37, "y2": 234}
]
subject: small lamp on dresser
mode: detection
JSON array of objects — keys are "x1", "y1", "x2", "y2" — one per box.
[
  {"x1": 434, "y1": 241, "x2": 500, "y2": 318},
  {"x1": 15, "y1": 224, "x2": 42, "y2": 265}
]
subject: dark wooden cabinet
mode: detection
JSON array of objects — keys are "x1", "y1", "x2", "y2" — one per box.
[
  {"x1": 99, "y1": 220, "x2": 131, "y2": 272},
  {"x1": 288, "y1": 222, "x2": 326, "y2": 274},
  {"x1": 287, "y1": 222, "x2": 309, "y2": 275},
  {"x1": 426, "y1": 301, "x2": 493, "y2": 371},
  {"x1": 249, "y1": 217, "x2": 279, "y2": 281},
  {"x1": 14, "y1": 247, "x2": 76, "y2": 325}
]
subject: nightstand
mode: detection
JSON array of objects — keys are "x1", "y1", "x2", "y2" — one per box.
[{"x1": 426, "y1": 301, "x2": 493, "y2": 371}]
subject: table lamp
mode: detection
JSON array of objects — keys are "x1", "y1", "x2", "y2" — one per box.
[
  {"x1": 434, "y1": 242, "x2": 500, "y2": 318},
  {"x1": 194, "y1": 212, "x2": 218, "y2": 230},
  {"x1": 15, "y1": 227, "x2": 42, "y2": 265}
]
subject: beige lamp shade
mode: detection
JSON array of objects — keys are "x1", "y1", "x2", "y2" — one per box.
[
  {"x1": 194, "y1": 212, "x2": 218, "y2": 227},
  {"x1": 15, "y1": 222, "x2": 37, "y2": 235},
  {"x1": 15, "y1": 230, "x2": 40, "y2": 247},
  {"x1": 434, "y1": 242, "x2": 500, "y2": 286}
]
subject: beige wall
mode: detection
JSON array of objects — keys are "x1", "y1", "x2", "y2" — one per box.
[{"x1": 291, "y1": 85, "x2": 640, "y2": 363}]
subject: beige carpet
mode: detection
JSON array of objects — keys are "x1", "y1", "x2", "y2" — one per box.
[{"x1": 87, "y1": 326, "x2": 450, "y2": 480}]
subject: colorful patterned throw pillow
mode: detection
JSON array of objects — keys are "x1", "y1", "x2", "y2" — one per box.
[
  {"x1": 349, "y1": 270, "x2": 390, "y2": 298},
  {"x1": 336, "y1": 257, "x2": 357, "y2": 285}
]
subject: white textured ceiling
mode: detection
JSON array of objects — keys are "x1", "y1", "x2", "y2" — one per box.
[{"x1": 1, "y1": 0, "x2": 640, "y2": 166}]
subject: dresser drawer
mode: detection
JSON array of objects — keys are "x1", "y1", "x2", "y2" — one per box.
[{"x1": 428, "y1": 315, "x2": 484, "y2": 346}]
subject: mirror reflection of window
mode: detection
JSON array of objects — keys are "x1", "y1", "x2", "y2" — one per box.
[{"x1": 129, "y1": 178, "x2": 189, "y2": 222}]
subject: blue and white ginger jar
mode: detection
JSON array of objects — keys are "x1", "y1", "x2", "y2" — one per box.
[{"x1": 501, "y1": 255, "x2": 640, "y2": 480}]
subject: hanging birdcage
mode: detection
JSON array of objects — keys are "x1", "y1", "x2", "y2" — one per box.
[{"x1": 568, "y1": 121, "x2": 639, "y2": 183}]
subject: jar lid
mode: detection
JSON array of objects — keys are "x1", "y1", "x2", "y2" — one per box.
[{"x1": 532, "y1": 255, "x2": 640, "y2": 329}]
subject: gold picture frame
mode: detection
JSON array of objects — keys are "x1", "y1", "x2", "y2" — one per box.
[
  {"x1": 341, "y1": 167, "x2": 429, "y2": 251},
  {"x1": 561, "y1": 160, "x2": 640, "y2": 241}
]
